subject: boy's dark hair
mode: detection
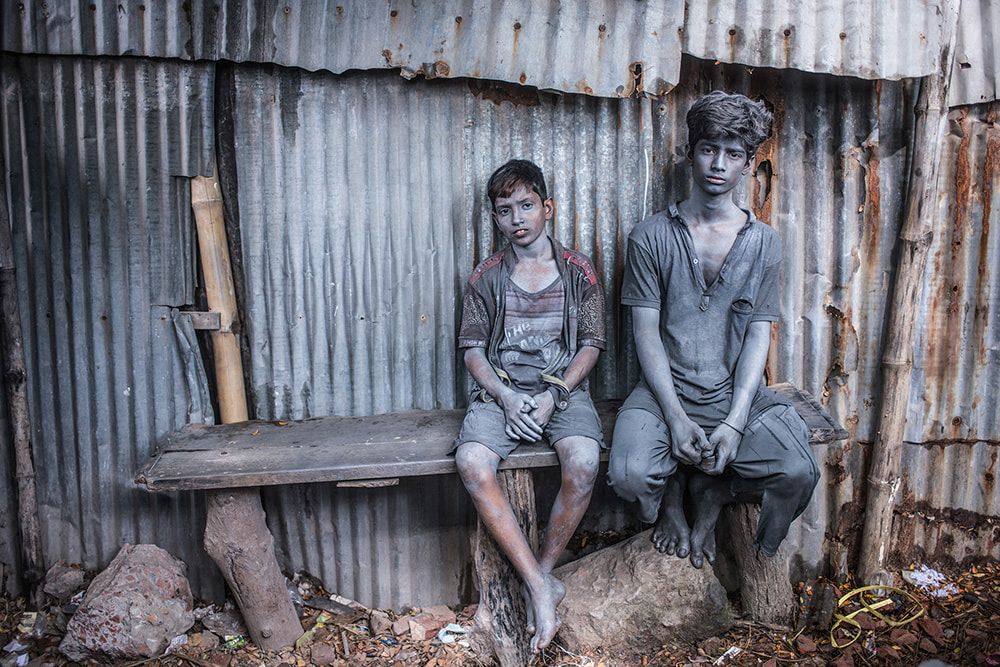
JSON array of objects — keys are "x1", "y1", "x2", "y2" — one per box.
[
  {"x1": 487, "y1": 159, "x2": 548, "y2": 209},
  {"x1": 686, "y1": 91, "x2": 773, "y2": 160}
]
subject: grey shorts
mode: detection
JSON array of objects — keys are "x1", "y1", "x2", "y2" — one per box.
[{"x1": 452, "y1": 388, "x2": 606, "y2": 459}]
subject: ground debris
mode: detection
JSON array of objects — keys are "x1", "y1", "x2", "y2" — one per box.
[{"x1": 2, "y1": 560, "x2": 999, "y2": 666}]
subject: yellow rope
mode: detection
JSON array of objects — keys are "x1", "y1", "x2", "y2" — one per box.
[{"x1": 830, "y1": 585, "x2": 925, "y2": 649}]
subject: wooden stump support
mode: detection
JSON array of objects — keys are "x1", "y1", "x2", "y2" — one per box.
[
  {"x1": 725, "y1": 504, "x2": 794, "y2": 625},
  {"x1": 470, "y1": 469, "x2": 538, "y2": 667}
]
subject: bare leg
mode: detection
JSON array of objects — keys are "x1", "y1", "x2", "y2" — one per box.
[
  {"x1": 651, "y1": 468, "x2": 690, "y2": 557},
  {"x1": 538, "y1": 437, "x2": 600, "y2": 571},
  {"x1": 687, "y1": 471, "x2": 735, "y2": 569},
  {"x1": 455, "y1": 442, "x2": 562, "y2": 654},
  {"x1": 520, "y1": 437, "x2": 600, "y2": 645}
]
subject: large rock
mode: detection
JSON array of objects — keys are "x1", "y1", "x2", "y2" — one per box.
[
  {"x1": 554, "y1": 529, "x2": 732, "y2": 651},
  {"x1": 60, "y1": 544, "x2": 195, "y2": 662}
]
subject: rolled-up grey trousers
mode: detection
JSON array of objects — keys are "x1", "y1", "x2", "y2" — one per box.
[{"x1": 608, "y1": 397, "x2": 819, "y2": 556}]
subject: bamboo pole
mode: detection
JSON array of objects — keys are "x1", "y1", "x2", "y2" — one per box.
[
  {"x1": 191, "y1": 169, "x2": 301, "y2": 649},
  {"x1": 857, "y1": 0, "x2": 961, "y2": 584},
  {"x1": 0, "y1": 153, "x2": 44, "y2": 606},
  {"x1": 191, "y1": 170, "x2": 247, "y2": 423}
]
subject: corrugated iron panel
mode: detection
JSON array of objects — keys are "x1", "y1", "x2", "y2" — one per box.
[
  {"x1": 682, "y1": 0, "x2": 947, "y2": 81},
  {"x1": 911, "y1": 101, "x2": 1000, "y2": 443},
  {"x1": 950, "y1": 0, "x2": 1000, "y2": 106},
  {"x1": 11, "y1": 0, "x2": 1000, "y2": 102},
  {"x1": 2, "y1": 0, "x2": 683, "y2": 98},
  {"x1": 0, "y1": 55, "x2": 220, "y2": 594}
]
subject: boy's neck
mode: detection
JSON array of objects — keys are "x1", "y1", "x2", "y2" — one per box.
[
  {"x1": 509, "y1": 235, "x2": 554, "y2": 263},
  {"x1": 679, "y1": 191, "x2": 744, "y2": 229}
]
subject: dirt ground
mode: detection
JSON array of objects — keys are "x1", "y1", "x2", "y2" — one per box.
[{"x1": 2, "y1": 560, "x2": 998, "y2": 667}]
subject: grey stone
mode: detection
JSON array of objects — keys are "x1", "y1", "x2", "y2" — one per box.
[
  {"x1": 310, "y1": 642, "x2": 339, "y2": 666},
  {"x1": 200, "y1": 608, "x2": 245, "y2": 637},
  {"x1": 553, "y1": 529, "x2": 732, "y2": 651},
  {"x1": 42, "y1": 561, "x2": 84, "y2": 602},
  {"x1": 59, "y1": 544, "x2": 195, "y2": 662},
  {"x1": 369, "y1": 611, "x2": 393, "y2": 636}
]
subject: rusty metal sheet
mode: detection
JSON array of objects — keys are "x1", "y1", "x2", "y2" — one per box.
[
  {"x1": 0, "y1": 54, "x2": 219, "y2": 595},
  {"x1": 950, "y1": 0, "x2": 1000, "y2": 106},
  {"x1": 1, "y1": 0, "x2": 683, "y2": 98},
  {"x1": 8, "y1": 0, "x2": 999, "y2": 102},
  {"x1": 682, "y1": 0, "x2": 948, "y2": 81},
  {"x1": 911, "y1": 102, "x2": 1000, "y2": 443}
]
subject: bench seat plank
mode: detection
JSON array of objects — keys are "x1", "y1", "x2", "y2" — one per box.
[{"x1": 136, "y1": 384, "x2": 846, "y2": 492}]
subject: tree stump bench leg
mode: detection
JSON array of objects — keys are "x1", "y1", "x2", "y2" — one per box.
[
  {"x1": 470, "y1": 469, "x2": 538, "y2": 667},
  {"x1": 724, "y1": 503, "x2": 794, "y2": 625},
  {"x1": 203, "y1": 487, "x2": 302, "y2": 649}
]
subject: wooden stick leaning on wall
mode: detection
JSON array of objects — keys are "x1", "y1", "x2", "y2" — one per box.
[
  {"x1": 0, "y1": 153, "x2": 43, "y2": 607},
  {"x1": 857, "y1": 0, "x2": 962, "y2": 585},
  {"x1": 191, "y1": 169, "x2": 301, "y2": 649}
]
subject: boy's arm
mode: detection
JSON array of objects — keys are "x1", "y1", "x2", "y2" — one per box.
[
  {"x1": 633, "y1": 306, "x2": 707, "y2": 465},
  {"x1": 528, "y1": 344, "x2": 600, "y2": 428},
  {"x1": 702, "y1": 319, "x2": 770, "y2": 474},
  {"x1": 463, "y1": 347, "x2": 544, "y2": 441}
]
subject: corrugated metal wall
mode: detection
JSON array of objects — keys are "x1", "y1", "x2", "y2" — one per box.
[
  {"x1": 1, "y1": 2, "x2": 998, "y2": 607},
  {"x1": 0, "y1": 55, "x2": 220, "y2": 594},
  {"x1": 951, "y1": 0, "x2": 1000, "y2": 106},
  {"x1": 682, "y1": 0, "x2": 945, "y2": 80},
  {"x1": 5, "y1": 1, "x2": 997, "y2": 105}
]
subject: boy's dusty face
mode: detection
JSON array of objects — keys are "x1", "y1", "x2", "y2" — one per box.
[
  {"x1": 689, "y1": 136, "x2": 751, "y2": 197},
  {"x1": 492, "y1": 185, "x2": 553, "y2": 249}
]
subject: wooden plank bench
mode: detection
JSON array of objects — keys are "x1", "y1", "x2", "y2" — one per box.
[{"x1": 136, "y1": 382, "x2": 846, "y2": 663}]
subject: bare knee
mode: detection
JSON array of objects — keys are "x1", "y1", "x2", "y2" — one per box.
[
  {"x1": 556, "y1": 438, "x2": 600, "y2": 496},
  {"x1": 454, "y1": 443, "x2": 498, "y2": 490}
]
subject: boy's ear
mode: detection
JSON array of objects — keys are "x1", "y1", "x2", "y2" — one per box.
[{"x1": 544, "y1": 197, "x2": 555, "y2": 221}]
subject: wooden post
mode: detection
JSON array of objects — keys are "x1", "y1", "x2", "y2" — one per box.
[
  {"x1": 191, "y1": 170, "x2": 301, "y2": 649},
  {"x1": 857, "y1": 0, "x2": 962, "y2": 585},
  {"x1": 470, "y1": 469, "x2": 538, "y2": 667},
  {"x1": 0, "y1": 153, "x2": 44, "y2": 607},
  {"x1": 725, "y1": 505, "x2": 793, "y2": 625}
]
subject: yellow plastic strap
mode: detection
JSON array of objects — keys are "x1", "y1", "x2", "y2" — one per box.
[{"x1": 829, "y1": 585, "x2": 925, "y2": 649}]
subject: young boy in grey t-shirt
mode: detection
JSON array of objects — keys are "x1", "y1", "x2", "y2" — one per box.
[{"x1": 609, "y1": 91, "x2": 819, "y2": 568}]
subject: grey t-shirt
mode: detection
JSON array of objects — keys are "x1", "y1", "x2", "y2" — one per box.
[{"x1": 621, "y1": 204, "x2": 782, "y2": 425}]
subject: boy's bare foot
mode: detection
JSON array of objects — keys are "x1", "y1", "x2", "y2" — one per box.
[
  {"x1": 522, "y1": 582, "x2": 535, "y2": 635},
  {"x1": 526, "y1": 574, "x2": 565, "y2": 653},
  {"x1": 650, "y1": 474, "x2": 689, "y2": 557},
  {"x1": 687, "y1": 471, "x2": 732, "y2": 569}
]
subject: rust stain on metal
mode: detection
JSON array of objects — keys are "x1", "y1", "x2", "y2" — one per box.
[
  {"x1": 825, "y1": 446, "x2": 848, "y2": 485},
  {"x1": 466, "y1": 80, "x2": 539, "y2": 108},
  {"x1": 863, "y1": 150, "x2": 881, "y2": 259},
  {"x1": 728, "y1": 26, "x2": 739, "y2": 62},
  {"x1": 985, "y1": 449, "x2": 997, "y2": 493},
  {"x1": 749, "y1": 75, "x2": 782, "y2": 227},
  {"x1": 782, "y1": 25, "x2": 793, "y2": 67},
  {"x1": 891, "y1": 499, "x2": 1000, "y2": 569},
  {"x1": 975, "y1": 104, "x2": 998, "y2": 368}
]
